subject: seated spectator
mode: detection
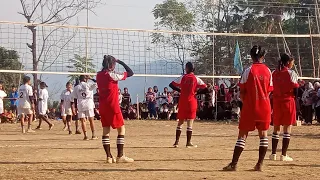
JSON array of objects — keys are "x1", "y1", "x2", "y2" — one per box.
[
  {"x1": 197, "y1": 101, "x2": 206, "y2": 120},
  {"x1": 170, "y1": 103, "x2": 178, "y2": 120},
  {"x1": 140, "y1": 103, "x2": 149, "y2": 119},
  {"x1": 128, "y1": 105, "x2": 137, "y2": 120},
  {"x1": 158, "y1": 102, "x2": 170, "y2": 120},
  {"x1": 231, "y1": 101, "x2": 240, "y2": 121}
]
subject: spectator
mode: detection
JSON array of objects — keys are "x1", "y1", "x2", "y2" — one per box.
[
  {"x1": 167, "y1": 92, "x2": 173, "y2": 104},
  {"x1": 302, "y1": 82, "x2": 314, "y2": 125},
  {"x1": 153, "y1": 86, "x2": 160, "y2": 114},
  {"x1": 158, "y1": 102, "x2": 170, "y2": 120},
  {"x1": 146, "y1": 87, "x2": 157, "y2": 119},
  {"x1": 93, "y1": 89, "x2": 100, "y2": 120},
  {"x1": 0, "y1": 82, "x2": 7, "y2": 119},
  {"x1": 9, "y1": 86, "x2": 19, "y2": 116},
  {"x1": 118, "y1": 89, "x2": 123, "y2": 106},
  {"x1": 122, "y1": 87, "x2": 131, "y2": 107},
  {"x1": 140, "y1": 103, "x2": 149, "y2": 119},
  {"x1": 159, "y1": 87, "x2": 169, "y2": 105}
]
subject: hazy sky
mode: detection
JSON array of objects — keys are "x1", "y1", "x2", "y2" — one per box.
[{"x1": 0, "y1": 0, "x2": 177, "y2": 101}]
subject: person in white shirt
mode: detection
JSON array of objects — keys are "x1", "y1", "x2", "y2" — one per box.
[
  {"x1": 60, "y1": 82, "x2": 76, "y2": 134},
  {"x1": 18, "y1": 76, "x2": 35, "y2": 133},
  {"x1": 0, "y1": 82, "x2": 7, "y2": 115},
  {"x1": 71, "y1": 75, "x2": 98, "y2": 140},
  {"x1": 36, "y1": 82, "x2": 53, "y2": 130}
]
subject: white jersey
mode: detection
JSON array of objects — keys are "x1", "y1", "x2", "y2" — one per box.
[
  {"x1": 18, "y1": 84, "x2": 33, "y2": 109},
  {"x1": 38, "y1": 88, "x2": 49, "y2": 114},
  {"x1": 71, "y1": 81, "x2": 96, "y2": 112},
  {"x1": 60, "y1": 89, "x2": 73, "y2": 110},
  {"x1": 0, "y1": 90, "x2": 7, "y2": 114}
]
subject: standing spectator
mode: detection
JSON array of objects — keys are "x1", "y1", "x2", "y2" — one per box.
[
  {"x1": 154, "y1": 86, "x2": 160, "y2": 115},
  {"x1": 159, "y1": 87, "x2": 169, "y2": 105},
  {"x1": 146, "y1": 87, "x2": 157, "y2": 119},
  {"x1": 173, "y1": 90, "x2": 180, "y2": 104},
  {"x1": 302, "y1": 82, "x2": 314, "y2": 125},
  {"x1": 122, "y1": 87, "x2": 131, "y2": 107},
  {"x1": 9, "y1": 86, "x2": 19, "y2": 116},
  {"x1": 94, "y1": 89, "x2": 100, "y2": 120},
  {"x1": 0, "y1": 81, "x2": 7, "y2": 117},
  {"x1": 167, "y1": 92, "x2": 173, "y2": 104}
]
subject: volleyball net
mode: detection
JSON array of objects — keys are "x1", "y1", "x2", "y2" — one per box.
[{"x1": 0, "y1": 20, "x2": 320, "y2": 81}]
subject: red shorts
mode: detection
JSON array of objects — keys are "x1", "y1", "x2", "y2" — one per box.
[
  {"x1": 273, "y1": 99, "x2": 296, "y2": 126},
  {"x1": 239, "y1": 120, "x2": 270, "y2": 131},
  {"x1": 177, "y1": 110, "x2": 197, "y2": 120},
  {"x1": 100, "y1": 112, "x2": 124, "y2": 129}
]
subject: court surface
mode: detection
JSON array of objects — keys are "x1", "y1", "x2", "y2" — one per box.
[{"x1": 0, "y1": 120, "x2": 319, "y2": 180}]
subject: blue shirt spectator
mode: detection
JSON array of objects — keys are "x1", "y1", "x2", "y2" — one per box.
[{"x1": 9, "y1": 86, "x2": 19, "y2": 106}]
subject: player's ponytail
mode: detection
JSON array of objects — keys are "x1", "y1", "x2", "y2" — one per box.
[
  {"x1": 250, "y1": 45, "x2": 266, "y2": 62},
  {"x1": 102, "y1": 55, "x2": 117, "y2": 71}
]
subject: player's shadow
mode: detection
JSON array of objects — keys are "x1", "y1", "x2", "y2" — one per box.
[
  {"x1": 294, "y1": 133, "x2": 320, "y2": 139},
  {"x1": 0, "y1": 161, "x2": 97, "y2": 165},
  {"x1": 269, "y1": 164, "x2": 320, "y2": 168},
  {"x1": 42, "y1": 168, "x2": 214, "y2": 173},
  {"x1": 128, "y1": 158, "x2": 227, "y2": 162},
  {"x1": 245, "y1": 148, "x2": 320, "y2": 152}
]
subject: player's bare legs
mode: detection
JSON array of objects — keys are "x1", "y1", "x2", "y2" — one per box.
[
  {"x1": 61, "y1": 116, "x2": 67, "y2": 131},
  {"x1": 173, "y1": 120, "x2": 184, "y2": 148},
  {"x1": 102, "y1": 126, "x2": 114, "y2": 163},
  {"x1": 88, "y1": 117, "x2": 98, "y2": 139},
  {"x1": 116, "y1": 125, "x2": 134, "y2": 163},
  {"x1": 20, "y1": 114, "x2": 26, "y2": 133},
  {"x1": 270, "y1": 126, "x2": 281, "y2": 160},
  {"x1": 36, "y1": 114, "x2": 53, "y2": 130},
  {"x1": 80, "y1": 118, "x2": 88, "y2": 140},
  {"x1": 223, "y1": 130, "x2": 249, "y2": 171},
  {"x1": 26, "y1": 113, "x2": 35, "y2": 133},
  {"x1": 186, "y1": 119, "x2": 197, "y2": 148},
  {"x1": 75, "y1": 119, "x2": 81, "y2": 134},
  {"x1": 254, "y1": 130, "x2": 268, "y2": 171},
  {"x1": 66, "y1": 115, "x2": 72, "y2": 134}
]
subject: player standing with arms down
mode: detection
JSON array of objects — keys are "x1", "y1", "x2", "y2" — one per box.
[
  {"x1": 71, "y1": 75, "x2": 98, "y2": 140},
  {"x1": 169, "y1": 62, "x2": 207, "y2": 148},
  {"x1": 223, "y1": 46, "x2": 273, "y2": 171},
  {"x1": 36, "y1": 82, "x2": 54, "y2": 130},
  {"x1": 269, "y1": 53, "x2": 298, "y2": 162},
  {"x1": 60, "y1": 82, "x2": 74, "y2": 134},
  {"x1": 97, "y1": 55, "x2": 134, "y2": 163},
  {"x1": 18, "y1": 76, "x2": 35, "y2": 133}
]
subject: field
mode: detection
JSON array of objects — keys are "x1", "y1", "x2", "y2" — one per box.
[{"x1": 0, "y1": 120, "x2": 319, "y2": 180}]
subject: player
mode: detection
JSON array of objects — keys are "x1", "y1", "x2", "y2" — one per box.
[
  {"x1": 269, "y1": 53, "x2": 298, "y2": 162},
  {"x1": 18, "y1": 76, "x2": 35, "y2": 133},
  {"x1": 71, "y1": 75, "x2": 98, "y2": 140},
  {"x1": 223, "y1": 45, "x2": 273, "y2": 171},
  {"x1": 36, "y1": 82, "x2": 54, "y2": 130},
  {"x1": 169, "y1": 62, "x2": 207, "y2": 148},
  {"x1": 60, "y1": 82, "x2": 74, "y2": 134},
  {"x1": 0, "y1": 81, "x2": 7, "y2": 116},
  {"x1": 96, "y1": 55, "x2": 134, "y2": 163}
]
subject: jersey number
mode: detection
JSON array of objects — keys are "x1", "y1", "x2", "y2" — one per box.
[
  {"x1": 19, "y1": 92, "x2": 23, "y2": 98},
  {"x1": 81, "y1": 92, "x2": 87, "y2": 98}
]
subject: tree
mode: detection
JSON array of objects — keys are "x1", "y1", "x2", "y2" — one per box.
[
  {"x1": 0, "y1": 47, "x2": 23, "y2": 91},
  {"x1": 18, "y1": 0, "x2": 101, "y2": 90},
  {"x1": 152, "y1": 0, "x2": 195, "y2": 74},
  {"x1": 67, "y1": 54, "x2": 96, "y2": 82}
]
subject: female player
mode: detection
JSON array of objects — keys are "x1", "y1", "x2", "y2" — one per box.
[
  {"x1": 223, "y1": 46, "x2": 273, "y2": 171},
  {"x1": 60, "y1": 82, "x2": 74, "y2": 134},
  {"x1": 96, "y1": 55, "x2": 134, "y2": 163},
  {"x1": 269, "y1": 53, "x2": 299, "y2": 162},
  {"x1": 169, "y1": 62, "x2": 207, "y2": 148}
]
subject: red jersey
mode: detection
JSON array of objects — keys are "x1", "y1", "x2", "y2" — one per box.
[
  {"x1": 171, "y1": 73, "x2": 207, "y2": 119},
  {"x1": 96, "y1": 71, "x2": 127, "y2": 114},
  {"x1": 272, "y1": 67, "x2": 299, "y2": 100},
  {"x1": 239, "y1": 63, "x2": 273, "y2": 130}
]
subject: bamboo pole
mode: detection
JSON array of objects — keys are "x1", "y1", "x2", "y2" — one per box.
[{"x1": 308, "y1": 14, "x2": 316, "y2": 78}]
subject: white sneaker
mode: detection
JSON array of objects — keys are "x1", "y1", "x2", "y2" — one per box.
[
  {"x1": 116, "y1": 156, "x2": 134, "y2": 163},
  {"x1": 186, "y1": 144, "x2": 198, "y2": 148},
  {"x1": 269, "y1": 154, "x2": 277, "y2": 161},
  {"x1": 27, "y1": 129, "x2": 35, "y2": 133},
  {"x1": 280, "y1": 155, "x2": 293, "y2": 161},
  {"x1": 106, "y1": 157, "x2": 116, "y2": 164}
]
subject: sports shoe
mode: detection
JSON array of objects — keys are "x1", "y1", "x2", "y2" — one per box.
[
  {"x1": 27, "y1": 129, "x2": 35, "y2": 133},
  {"x1": 280, "y1": 155, "x2": 293, "y2": 161},
  {"x1": 83, "y1": 136, "x2": 89, "y2": 141},
  {"x1": 106, "y1": 157, "x2": 116, "y2": 164},
  {"x1": 68, "y1": 131, "x2": 72, "y2": 135},
  {"x1": 269, "y1": 154, "x2": 277, "y2": 161},
  {"x1": 186, "y1": 144, "x2": 198, "y2": 148},
  {"x1": 75, "y1": 131, "x2": 82, "y2": 134},
  {"x1": 35, "y1": 126, "x2": 42, "y2": 130},
  {"x1": 116, "y1": 156, "x2": 134, "y2": 163},
  {"x1": 49, "y1": 124, "x2": 54, "y2": 130},
  {"x1": 222, "y1": 163, "x2": 237, "y2": 171},
  {"x1": 91, "y1": 136, "x2": 98, "y2": 140}
]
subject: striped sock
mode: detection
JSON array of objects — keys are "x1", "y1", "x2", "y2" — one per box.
[
  {"x1": 102, "y1": 136, "x2": 112, "y2": 157},
  {"x1": 282, "y1": 133, "x2": 291, "y2": 156},
  {"x1": 117, "y1": 135, "x2": 125, "y2": 157},
  {"x1": 258, "y1": 137, "x2": 268, "y2": 164},
  {"x1": 186, "y1": 127, "x2": 193, "y2": 144},
  {"x1": 231, "y1": 139, "x2": 246, "y2": 165},
  {"x1": 175, "y1": 126, "x2": 182, "y2": 144},
  {"x1": 271, "y1": 133, "x2": 280, "y2": 154}
]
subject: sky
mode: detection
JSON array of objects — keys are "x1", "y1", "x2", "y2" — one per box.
[{"x1": 0, "y1": 0, "x2": 178, "y2": 101}]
